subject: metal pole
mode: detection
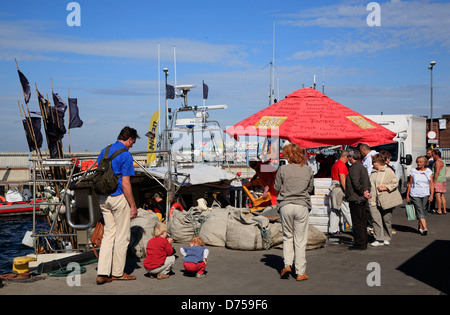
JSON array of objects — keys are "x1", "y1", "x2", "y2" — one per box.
[
  {"x1": 430, "y1": 66, "x2": 433, "y2": 132},
  {"x1": 429, "y1": 61, "x2": 436, "y2": 134},
  {"x1": 164, "y1": 68, "x2": 169, "y2": 166}
]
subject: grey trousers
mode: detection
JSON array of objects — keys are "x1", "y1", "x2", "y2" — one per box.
[
  {"x1": 146, "y1": 255, "x2": 176, "y2": 275},
  {"x1": 329, "y1": 200, "x2": 353, "y2": 233},
  {"x1": 369, "y1": 205, "x2": 393, "y2": 242},
  {"x1": 279, "y1": 203, "x2": 309, "y2": 275}
]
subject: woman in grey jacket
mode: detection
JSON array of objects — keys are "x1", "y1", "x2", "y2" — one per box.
[{"x1": 274, "y1": 143, "x2": 314, "y2": 281}]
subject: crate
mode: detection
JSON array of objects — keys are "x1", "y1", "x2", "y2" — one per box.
[
  {"x1": 314, "y1": 187, "x2": 330, "y2": 196},
  {"x1": 310, "y1": 205, "x2": 330, "y2": 216},
  {"x1": 311, "y1": 195, "x2": 329, "y2": 206},
  {"x1": 308, "y1": 214, "x2": 329, "y2": 233},
  {"x1": 314, "y1": 178, "x2": 332, "y2": 187}
]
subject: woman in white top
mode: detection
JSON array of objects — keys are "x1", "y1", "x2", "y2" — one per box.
[{"x1": 406, "y1": 156, "x2": 434, "y2": 235}]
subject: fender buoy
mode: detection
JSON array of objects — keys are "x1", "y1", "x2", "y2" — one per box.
[{"x1": 169, "y1": 202, "x2": 184, "y2": 218}]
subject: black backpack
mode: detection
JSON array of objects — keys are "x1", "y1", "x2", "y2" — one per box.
[{"x1": 91, "y1": 145, "x2": 127, "y2": 195}]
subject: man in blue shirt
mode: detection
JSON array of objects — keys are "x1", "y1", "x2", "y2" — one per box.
[{"x1": 96, "y1": 126, "x2": 140, "y2": 284}]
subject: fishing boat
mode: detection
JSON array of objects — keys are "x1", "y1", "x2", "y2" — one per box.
[
  {"x1": 70, "y1": 81, "x2": 244, "y2": 220},
  {"x1": 0, "y1": 199, "x2": 43, "y2": 216}
]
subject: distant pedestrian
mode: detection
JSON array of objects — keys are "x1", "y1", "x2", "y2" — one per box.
[
  {"x1": 359, "y1": 143, "x2": 377, "y2": 234},
  {"x1": 274, "y1": 143, "x2": 314, "y2": 281},
  {"x1": 368, "y1": 154, "x2": 403, "y2": 246},
  {"x1": 329, "y1": 150, "x2": 353, "y2": 234},
  {"x1": 345, "y1": 149, "x2": 372, "y2": 250},
  {"x1": 426, "y1": 148, "x2": 435, "y2": 170},
  {"x1": 249, "y1": 159, "x2": 278, "y2": 206},
  {"x1": 426, "y1": 148, "x2": 436, "y2": 213},
  {"x1": 359, "y1": 143, "x2": 378, "y2": 176},
  {"x1": 407, "y1": 156, "x2": 434, "y2": 235},
  {"x1": 432, "y1": 149, "x2": 447, "y2": 214},
  {"x1": 379, "y1": 150, "x2": 395, "y2": 172}
]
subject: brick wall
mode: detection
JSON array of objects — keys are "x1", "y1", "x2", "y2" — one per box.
[{"x1": 426, "y1": 115, "x2": 450, "y2": 148}]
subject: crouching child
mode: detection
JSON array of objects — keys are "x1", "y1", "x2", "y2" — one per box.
[
  {"x1": 143, "y1": 223, "x2": 176, "y2": 279},
  {"x1": 181, "y1": 236, "x2": 209, "y2": 278}
]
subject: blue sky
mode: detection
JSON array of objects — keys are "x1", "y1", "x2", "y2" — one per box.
[{"x1": 1, "y1": 0, "x2": 449, "y2": 152}]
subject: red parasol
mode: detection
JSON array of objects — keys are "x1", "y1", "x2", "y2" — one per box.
[{"x1": 224, "y1": 88, "x2": 396, "y2": 148}]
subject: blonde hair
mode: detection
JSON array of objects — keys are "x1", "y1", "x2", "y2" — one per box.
[
  {"x1": 152, "y1": 222, "x2": 167, "y2": 237},
  {"x1": 417, "y1": 156, "x2": 429, "y2": 167},
  {"x1": 189, "y1": 236, "x2": 205, "y2": 246}
]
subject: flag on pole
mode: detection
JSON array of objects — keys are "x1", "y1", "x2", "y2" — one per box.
[
  {"x1": 17, "y1": 70, "x2": 31, "y2": 104},
  {"x1": 68, "y1": 97, "x2": 83, "y2": 128},
  {"x1": 46, "y1": 106, "x2": 66, "y2": 139},
  {"x1": 52, "y1": 92, "x2": 67, "y2": 113},
  {"x1": 203, "y1": 81, "x2": 208, "y2": 100},
  {"x1": 146, "y1": 110, "x2": 160, "y2": 165},
  {"x1": 37, "y1": 90, "x2": 49, "y2": 107},
  {"x1": 166, "y1": 84, "x2": 175, "y2": 99},
  {"x1": 22, "y1": 117, "x2": 43, "y2": 152}
]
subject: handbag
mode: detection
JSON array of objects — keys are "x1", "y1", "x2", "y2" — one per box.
[
  {"x1": 378, "y1": 189, "x2": 403, "y2": 209},
  {"x1": 405, "y1": 203, "x2": 416, "y2": 221},
  {"x1": 376, "y1": 168, "x2": 403, "y2": 210},
  {"x1": 90, "y1": 218, "x2": 104, "y2": 257}
]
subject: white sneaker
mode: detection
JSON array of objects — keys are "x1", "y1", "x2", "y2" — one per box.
[
  {"x1": 383, "y1": 240, "x2": 390, "y2": 246},
  {"x1": 370, "y1": 241, "x2": 384, "y2": 247}
]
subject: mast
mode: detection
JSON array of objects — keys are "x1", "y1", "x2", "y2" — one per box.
[
  {"x1": 269, "y1": 23, "x2": 276, "y2": 106},
  {"x1": 322, "y1": 63, "x2": 325, "y2": 94}
]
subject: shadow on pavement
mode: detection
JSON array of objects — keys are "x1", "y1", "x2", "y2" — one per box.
[{"x1": 397, "y1": 240, "x2": 450, "y2": 295}]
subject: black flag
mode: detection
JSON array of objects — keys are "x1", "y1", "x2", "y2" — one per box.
[
  {"x1": 52, "y1": 92, "x2": 67, "y2": 113},
  {"x1": 22, "y1": 117, "x2": 43, "y2": 152},
  {"x1": 37, "y1": 90, "x2": 49, "y2": 108},
  {"x1": 45, "y1": 106, "x2": 66, "y2": 158},
  {"x1": 46, "y1": 106, "x2": 66, "y2": 139},
  {"x1": 68, "y1": 97, "x2": 83, "y2": 128},
  {"x1": 203, "y1": 81, "x2": 209, "y2": 100},
  {"x1": 17, "y1": 70, "x2": 31, "y2": 104},
  {"x1": 166, "y1": 84, "x2": 175, "y2": 100}
]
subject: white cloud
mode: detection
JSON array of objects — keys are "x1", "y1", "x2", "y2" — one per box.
[
  {"x1": 0, "y1": 20, "x2": 248, "y2": 66},
  {"x1": 279, "y1": 0, "x2": 450, "y2": 60}
]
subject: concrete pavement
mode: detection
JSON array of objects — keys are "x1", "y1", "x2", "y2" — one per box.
[{"x1": 1, "y1": 183, "x2": 449, "y2": 300}]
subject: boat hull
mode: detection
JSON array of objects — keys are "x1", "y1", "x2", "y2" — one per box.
[{"x1": 0, "y1": 200, "x2": 42, "y2": 216}]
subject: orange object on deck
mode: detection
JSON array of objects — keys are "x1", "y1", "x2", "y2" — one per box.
[{"x1": 243, "y1": 178, "x2": 273, "y2": 212}]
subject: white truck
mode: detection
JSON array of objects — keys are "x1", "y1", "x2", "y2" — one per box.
[{"x1": 364, "y1": 114, "x2": 427, "y2": 194}]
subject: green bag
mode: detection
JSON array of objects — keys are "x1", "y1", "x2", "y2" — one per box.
[
  {"x1": 405, "y1": 203, "x2": 416, "y2": 221},
  {"x1": 91, "y1": 145, "x2": 126, "y2": 195}
]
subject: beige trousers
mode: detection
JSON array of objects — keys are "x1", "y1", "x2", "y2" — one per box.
[
  {"x1": 279, "y1": 203, "x2": 309, "y2": 275},
  {"x1": 97, "y1": 194, "x2": 131, "y2": 277},
  {"x1": 146, "y1": 256, "x2": 176, "y2": 275}
]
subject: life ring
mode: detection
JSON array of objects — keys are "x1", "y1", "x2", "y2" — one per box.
[
  {"x1": 0, "y1": 196, "x2": 5, "y2": 202},
  {"x1": 169, "y1": 202, "x2": 184, "y2": 218}
]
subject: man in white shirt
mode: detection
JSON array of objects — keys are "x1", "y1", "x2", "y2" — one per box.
[{"x1": 359, "y1": 143, "x2": 378, "y2": 175}]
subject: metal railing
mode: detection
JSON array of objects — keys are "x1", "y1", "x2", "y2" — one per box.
[{"x1": 441, "y1": 148, "x2": 450, "y2": 165}]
